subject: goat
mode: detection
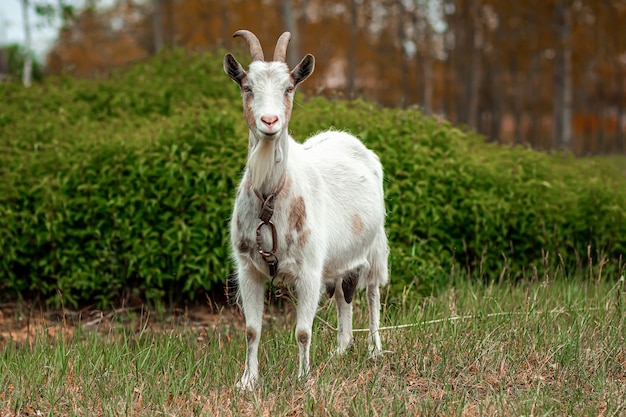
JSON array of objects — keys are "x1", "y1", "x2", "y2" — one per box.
[{"x1": 224, "y1": 30, "x2": 389, "y2": 390}]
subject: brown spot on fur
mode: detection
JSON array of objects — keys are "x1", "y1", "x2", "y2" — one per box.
[
  {"x1": 283, "y1": 93, "x2": 293, "y2": 126},
  {"x1": 246, "y1": 327, "x2": 256, "y2": 344},
  {"x1": 243, "y1": 94, "x2": 255, "y2": 132},
  {"x1": 288, "y1": 196, "x2": 306, "y2": 232},
  {"x1": 285, "y1": 233, "x2": 295, "y2": 246},
  {"x1": 278, "y1": 175, "x2": 292, "y2": 198},
  {"x1": 237, "y1": 238, "x2": 253, "y2": 256},
  {"x1": 352, "y1": 214, "x2": 364, "y2": 236},
  {"x1": 244, "y1": 175, "x2": 252, "y2": 192},
  {"x1": 298, "y1": 229, "x2": 310, "y2": 247},
  {"x1": 296, "y1": 330, "x2": 309, "y2": 346}
]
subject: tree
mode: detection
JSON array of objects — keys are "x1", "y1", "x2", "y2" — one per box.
[
  {"x1": 152, "y1": 0, "x2": 164, "y2": 53},
  {"x1": 410, "y1": 0, "x2": 439, "y2": 114},
  {"x1": 280, "y1": 0, "x2": 300, "y2": 68},
  {"x1": 347, "y1": 0, "x2": 358, "y2": 98},
  {"x1": 0, "y1": 44, "x2": 43, "y2": 82},
  {"x1": 21, "y1": 0, "x2": 33, "y2": 87},
  {"x1": 552, "y1": 0, "x2": 573, "y2": 149},
  {"x1": 39, "y1": 0, "x2": 626, "y2": 155}
]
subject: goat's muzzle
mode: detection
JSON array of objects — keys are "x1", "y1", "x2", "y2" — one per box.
[{"x1": 257, "y1": 114, "x2": 282, "y2": 137}]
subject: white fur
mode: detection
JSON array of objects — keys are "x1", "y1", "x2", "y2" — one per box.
[{"x1": 226, "y1": 57, "x2": 389, "y2": 390}]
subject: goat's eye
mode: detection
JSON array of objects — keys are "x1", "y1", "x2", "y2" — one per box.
[
  {"x1": 242, "y1": 86, "x2": 253, "y2": 95},
  {"x1": 285, "y1": 86, "x2": 294, "y2": 96}
]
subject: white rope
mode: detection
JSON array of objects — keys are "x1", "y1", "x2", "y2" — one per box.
[{"x1": 316, "y1": 307, "x2": 601, "y2": 333}]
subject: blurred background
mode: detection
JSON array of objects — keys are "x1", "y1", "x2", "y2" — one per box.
[{"x1": 1, "y1": 0, "x2": 625, "y2": 156}]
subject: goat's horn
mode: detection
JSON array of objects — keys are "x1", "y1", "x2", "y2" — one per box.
[
  {"x1": 273, "y1": 32, "x2": 291, "y2": 63},
  {"x1": 233, "y1": 30, "x2": 264, "y2": 62}
]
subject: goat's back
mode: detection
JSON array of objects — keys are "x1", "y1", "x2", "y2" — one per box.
[{"x1": 303, "y1": 130, "x2": 383, "y2": 180}]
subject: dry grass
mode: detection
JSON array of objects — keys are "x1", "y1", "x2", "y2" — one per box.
[{"x1": 1, "y1": 276, "x2": 625, "y2": 416}]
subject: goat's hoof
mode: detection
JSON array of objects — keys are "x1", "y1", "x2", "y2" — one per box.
[
  {"x1": 296, "y1": 370, "x2": 315, "y2": 390},
  {"x1": 367, "y1": 348, "x2": 392, "y2": 360},
  {"x1": 236, "y1": 376, "x2": 257, "y2": 391},
  {"x1": 331, "y1": 345, "x2": 350, "y2": 357},
  {"x1": 302, "y1": 375, "x2": 316, "y2": 390}
]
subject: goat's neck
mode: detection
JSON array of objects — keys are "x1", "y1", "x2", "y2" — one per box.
[{"x1": 246, "y1": 130, "x2": 289, "y2": 196}]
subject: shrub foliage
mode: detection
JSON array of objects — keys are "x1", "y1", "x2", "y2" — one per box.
[{"x1": 1, "y1": 50, "x2": 625, "y2": 306}]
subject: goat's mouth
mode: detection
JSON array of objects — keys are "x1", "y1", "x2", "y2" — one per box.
[{"x1": 257, "y1": 129, "x2": 279, "y2": 139}]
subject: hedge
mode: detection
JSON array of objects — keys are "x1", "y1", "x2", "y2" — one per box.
[{"x1": 1, "y1": 49, "x2": 624, "y2": 306}]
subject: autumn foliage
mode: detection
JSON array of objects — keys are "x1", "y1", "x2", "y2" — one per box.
[{"x1": 43, "y1": 0, "x2": 626, "y2": 155}]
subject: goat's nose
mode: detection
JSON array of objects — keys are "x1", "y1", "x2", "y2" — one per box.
[{"x1": 260, "y1": 115, "x2": 279, "y2": 128}]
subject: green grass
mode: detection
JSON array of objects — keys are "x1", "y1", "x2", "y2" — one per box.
[{"x1": 1, "y1": 276, "x2": 625, "y2": 416}]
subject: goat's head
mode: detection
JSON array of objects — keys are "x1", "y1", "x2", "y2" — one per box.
[{"x1": 224, "y1": 30, "x2": 315, "y2": 141}]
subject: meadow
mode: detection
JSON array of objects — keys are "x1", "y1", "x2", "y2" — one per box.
[
  {"x1": 1, "y1": 49, "x2": 625, "y2": 416},
  {"x1": 1, "y1": 274, "x2": 624, "y2": 416}
]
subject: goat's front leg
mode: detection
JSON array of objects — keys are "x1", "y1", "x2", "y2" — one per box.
[
  {"x1": 237, "y1": 268, "x2": 266, "y2": 390},
  {"x1": 294, "y1": 271, "x2": 323, "y2": 380}
]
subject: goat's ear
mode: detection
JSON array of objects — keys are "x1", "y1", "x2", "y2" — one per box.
[
  {"x1": 292, "y1": 54, "x2": 315, "y2": 86},
  {"x1": 224, "y1": 53, "x2": 246, "y2": 86}
]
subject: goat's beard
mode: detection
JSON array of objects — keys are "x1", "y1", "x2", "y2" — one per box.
[{"x1": 247, "y1": 138, "x2": 278, "y2": 190}]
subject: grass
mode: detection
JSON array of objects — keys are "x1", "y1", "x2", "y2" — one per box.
[{"x1": 1, "y1": 275, "x2": 625, "y2": 416}]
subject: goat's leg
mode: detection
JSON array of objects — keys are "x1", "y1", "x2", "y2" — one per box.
[
  {"x1": 366, "y1": 231, "x2": 388, "y2": 356},
  {"x1": 334, "y1": 271, "x2": 359, "y2": 354},
  {"x1": 366, "y1": 283, "x2": 382, "y2": 355},
  {"x1": 294, "y1": 272, "x2": 322, "y2": 379},
  {"x1": 237, "y1": 269, "x2": 265, "y2": 390},
  {"x1": 334, "y1": 286, "x2": 353, "y2": 354}
]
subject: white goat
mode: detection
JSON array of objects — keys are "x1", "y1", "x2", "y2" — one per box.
[{"x1": 224, "y1": 30, "x2": 389, "y2": 390}]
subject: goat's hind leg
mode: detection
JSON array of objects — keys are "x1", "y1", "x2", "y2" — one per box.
[
  {"x1": 333, "y1": 270, "x2": 359, "y2": 354},
  {"x1": 366, "y1": 234, "x2": 389, "y2": 356},
  {"x1": 366, "y1": 283, "x2": 382, "y2": 355}
]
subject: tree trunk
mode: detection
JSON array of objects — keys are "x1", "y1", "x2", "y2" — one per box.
[
  {"x1": 281, "y1": 0, "x2": 300, "y2": 68},
  {"x1": 422, "y1": 51, "x2": 433, "y2": 114},
  {"x1": 455, "y1": 2, "x2": 468, "y2": 124},
  {"x1": 490, "y1": 66, "x2": 504, "y2": 143},
  {"x1": 512, "y1": 54, "x2": 523, "y2": 144},
  {"x1": 552, "y1": 0, "x2": 573, "y2": 149},
  {"x1": 396, "y1": 0, "x2": 408, "y2": 107},
  {"x1": 220, "y1": 0, "x2": 230, "y2": 48},
  {"x1": 152, "y1": 0, "x2": 164, "y2": 53},
  {"x1": 616, "y1": 60, "x2": 625, "y2": 154},
  {"x1": 415, "y1": 0, "x2": 433, "y2": 114},
  {"x1": 347, "y1": 0, "x2": 357, "y2": 99},
  {"x1": 527, "y1": 0, "x2": 540, "y2": 148},
  {"x1": 467, "y1": 0, "x2": 482, "y2": 129},
  {"x1": 528, "y1": 55, "x2": 541, "y2": 147},
  {"x1": 21, "y1": 0, "x2": 32, "y2": 87}
]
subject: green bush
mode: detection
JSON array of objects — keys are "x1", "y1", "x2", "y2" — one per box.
[
  {"x1": 291, "y1": 100, "x2": 625, "y2": 287},
  {"x1": 1, "y1": 50, "x2": 625, "y2": 306}
]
